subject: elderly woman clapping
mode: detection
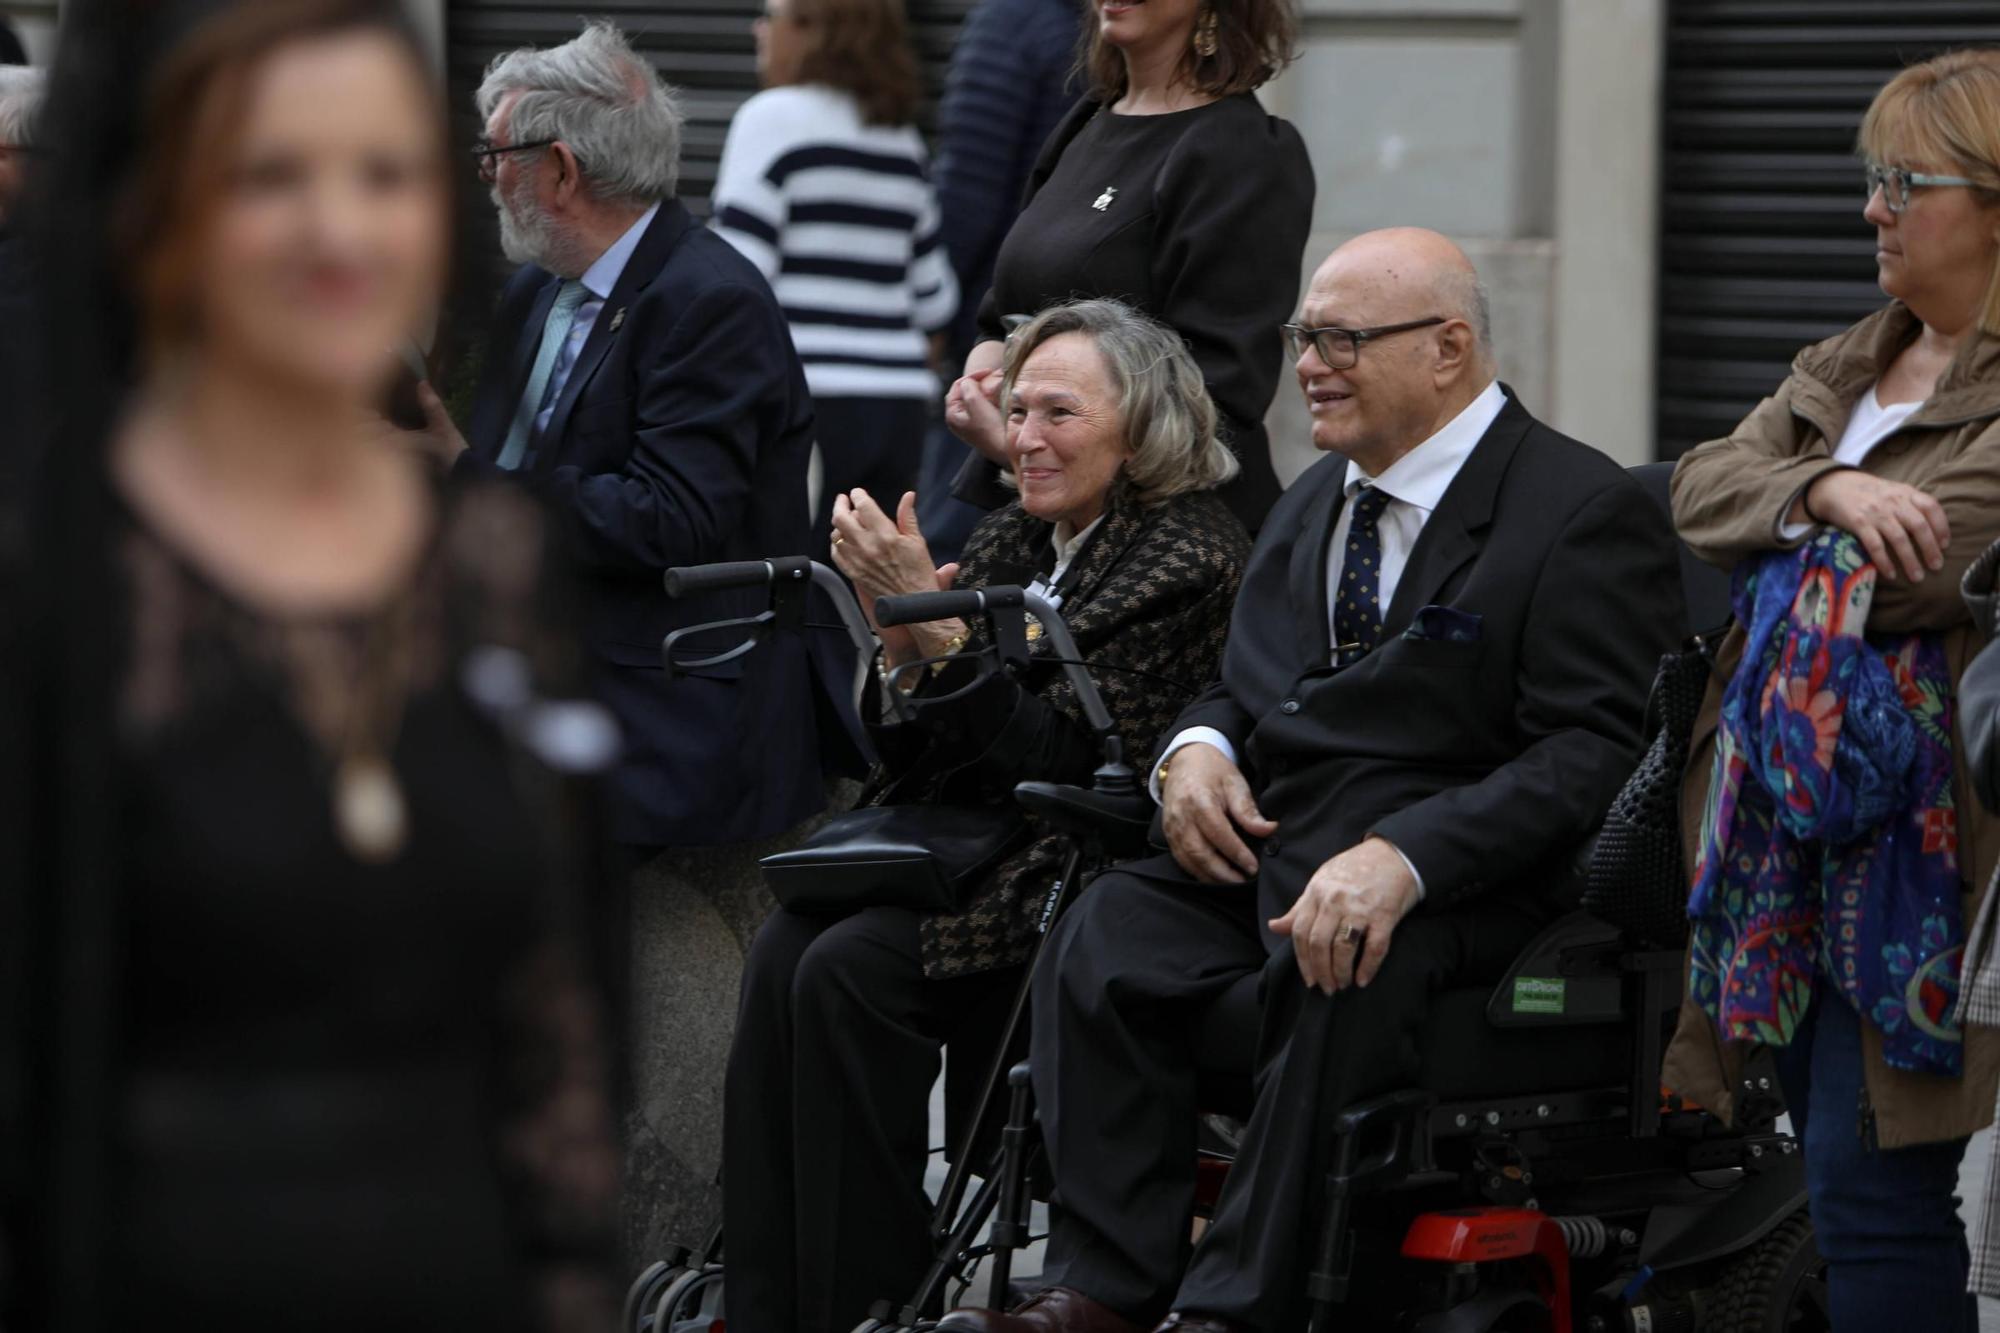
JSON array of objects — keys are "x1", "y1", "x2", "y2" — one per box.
[{"x1": 723, "y1": 299, "x2": 1250, "y2": 1333}]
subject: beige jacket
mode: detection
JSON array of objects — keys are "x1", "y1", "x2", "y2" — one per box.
[{"x1": 1663, "y1": 302, "x2": 2000, "y2": 1148}]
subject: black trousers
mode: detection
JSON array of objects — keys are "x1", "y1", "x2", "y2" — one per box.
[
  {"x1": 723, "y1": 906, "x2": 1020, "y2": 1333},
  {"x1": 810, "y1": 396, "x2": 929, "y2": 562},
  {"x1": 1030, "y1": 854, "x2": 1545, "y2": 1331}
]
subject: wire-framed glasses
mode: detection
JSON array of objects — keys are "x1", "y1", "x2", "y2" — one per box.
[
  {"x1": 1280, "y1": 316, "x2": 1447, "y2": 370},
  {"x1": 1865, "y1": 162, "x2": 1982, "y2": 215}
]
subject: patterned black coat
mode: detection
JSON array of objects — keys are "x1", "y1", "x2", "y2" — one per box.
[{"x1": 864, "y1": 483, "x2": 1249, "y2": 979}]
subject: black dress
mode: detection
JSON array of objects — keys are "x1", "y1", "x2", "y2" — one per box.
[
  {"x1": 25, "y1": 481, "x2": 619, "y2": 1331},
  {"x1": 965, "y1": 93, "x2": 1315, "y2": 529}
]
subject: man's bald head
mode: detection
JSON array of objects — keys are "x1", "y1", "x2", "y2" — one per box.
[
  {"x1": 1291, "y1": 228, "x2": 1498, "y2": 473},
  {"x1": 1310, "y1": 228, "x2": 1492, "y2": 358}
]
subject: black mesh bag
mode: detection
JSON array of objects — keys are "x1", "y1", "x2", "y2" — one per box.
[{"x1": 1581, "y1": 632, "x2": 1722, "y2": 948}]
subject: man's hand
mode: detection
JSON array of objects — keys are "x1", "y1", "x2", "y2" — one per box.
[
  {"x1": 1799, "y1": 470, "x2": 1949, "y2": 582},
  {"x1": 406, "y1": 380, "x2": 469, "y2": 469},
  {"x1": 1270, "y1": 838, "x2": 1420, "y2": 993},
  {"x1": 1161, "y1": 742, "x2": 1278, "y2": 884}
]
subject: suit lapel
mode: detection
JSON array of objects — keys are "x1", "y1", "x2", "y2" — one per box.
[
  {"x1": 532, "y1": 201, "x2": 698, "y2": 467},
  {"x1": 1381, "y1": 391, "x2": 1533, "y2": 634},
  {"x1": 1288, "y1": 461, "x2": 1347, "y2": 666}
]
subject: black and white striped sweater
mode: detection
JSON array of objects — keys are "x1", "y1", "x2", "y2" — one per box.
[{"x1": 711, "y1": 84, "x2": 958, "y2": 400}]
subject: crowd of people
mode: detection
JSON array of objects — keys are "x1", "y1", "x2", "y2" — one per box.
[{"x1": 3, "y1": 1, "x2": 2000, "y2": 1332}]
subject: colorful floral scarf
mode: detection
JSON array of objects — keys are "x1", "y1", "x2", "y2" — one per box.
[{"x1": 1688, "y1": 529, "x2": 1965, "y2": 1076}]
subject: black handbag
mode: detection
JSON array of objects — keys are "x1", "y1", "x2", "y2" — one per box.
[
  {"x1": 759, "y1": 803, "x2": 1030, "y2": 916},
  {"x1": 1581, "y1": 632, "x2": 1721, "y2": 948}
]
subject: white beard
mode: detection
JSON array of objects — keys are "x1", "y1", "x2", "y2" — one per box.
[{"x1": 494, "y1": 178, "x2": 582, "y2": 276}]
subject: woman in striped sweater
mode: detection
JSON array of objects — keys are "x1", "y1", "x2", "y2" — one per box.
[{"x1": 711, "y1": 0, "x2": 958, "y2": 557}]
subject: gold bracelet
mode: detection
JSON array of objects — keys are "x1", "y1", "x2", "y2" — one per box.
[{"x1": 929, "y1": 629, "x2": 969, "y2": 674}]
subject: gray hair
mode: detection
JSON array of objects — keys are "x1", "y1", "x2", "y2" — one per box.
[
  {"x1": 1002, "y1": 299, "x2": 1240, "y2": 506},
  {"x1": 0, "y1": 65, "x2": 43, "y2": 149},
  {"x1": 1440, "y1": 264, "x2": 1494, "y2": 357},
  {"x1": 476, "y1": 21, "x2": 681, "y2": 206}
]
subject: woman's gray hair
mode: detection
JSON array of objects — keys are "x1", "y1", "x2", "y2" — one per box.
[
  {"x1": 0, "y1": 65, "x2": 44, "y2": 149},
  {"x1": 1001, "y1": 299, "x2": 1240, "y2": 506},
  {"x1": 476, "y1": 21, "x2": 681, "y2": 206}
]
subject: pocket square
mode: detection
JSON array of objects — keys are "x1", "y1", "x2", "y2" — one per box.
[{"x1": 1404, "y1": 605, "x2": 1483, "y2": 643}]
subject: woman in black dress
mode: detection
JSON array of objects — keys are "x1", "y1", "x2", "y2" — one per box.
[
  {"x1": 942, "y1": 0, "x2": 1314, "y2": 531},
  {"x1": 1, "y1": 2, "x2": 619, "y2": 1328}
]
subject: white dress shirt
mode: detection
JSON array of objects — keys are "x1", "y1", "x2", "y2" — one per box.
[
  {"x1": 532, "y1": 203, "x2": 660, "y2": 437},
  {"x1": 1148, "y1": 380, "x2": 1509, "y2": 895}
]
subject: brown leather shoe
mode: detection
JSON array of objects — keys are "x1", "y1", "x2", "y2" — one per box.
[
  {"x1": 1150, "y1": 1314, "x2": 1252, "y2": 1333},
  {"x1": 934, "y1": 1286, "x2": 1144, "y2": 1333}
]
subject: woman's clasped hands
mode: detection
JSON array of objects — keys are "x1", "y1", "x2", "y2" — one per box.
[{"x1": 830, "y1": 489, "x2": 967, "y2": 673}]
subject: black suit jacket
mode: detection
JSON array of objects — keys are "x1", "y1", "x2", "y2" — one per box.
[
  {"x1": 458, "y1": 200, "x2": 827, "y2": 847},
  {"x1": 1173, "y1": 390, "x2": 1681, "y2": 934}
]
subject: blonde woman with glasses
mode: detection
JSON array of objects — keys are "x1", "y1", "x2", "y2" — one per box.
[{"x1": 1665, "y1": 47, "x2": 2000, "y2": 1330}]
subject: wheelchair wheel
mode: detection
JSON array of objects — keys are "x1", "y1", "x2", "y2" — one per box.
[
  {"x1": 652, "y1": 1263, "x2": 723, "y2": 1333},
  {"x1": 1707, "y1": 1208, "x2": 1829, "y2": 1332},
  {"x1": 625, "y1": 1259, "x2": 681, "y2": 1333}
]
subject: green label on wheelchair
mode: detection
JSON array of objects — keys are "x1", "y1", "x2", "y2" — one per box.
[{"x1": 1512, "y1": 976, "x2": 1566, "y2": 1014}]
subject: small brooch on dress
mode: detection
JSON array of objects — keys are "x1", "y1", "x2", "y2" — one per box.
[{"x1": 1092, "y1": 186, "x2": 1118, "y2": 211}]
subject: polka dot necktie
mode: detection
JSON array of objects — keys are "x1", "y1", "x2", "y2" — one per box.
[{"x1": 1332, "y1": 485, "x2": 1393, "y2": 666}]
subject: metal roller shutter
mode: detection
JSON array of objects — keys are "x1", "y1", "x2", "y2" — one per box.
[
  {"x1": 444, "y1": 0, "x2": 978, "y2": 215},
  {"x1": 1656, "y1": 0, "x2": 2000, "y2": 459}
]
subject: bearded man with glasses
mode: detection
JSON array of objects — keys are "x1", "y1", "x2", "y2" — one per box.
[
  {"x1": 411, "y1": 22, "x2": 843, "y2": 1066},
  {"x1": 948, "y1": 228, "x2": 1680, "y2": 1333}
]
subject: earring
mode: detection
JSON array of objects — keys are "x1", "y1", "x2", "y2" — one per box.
[{"x1": 1194, "y1": 7, "x2": 1219, "y2": 58}]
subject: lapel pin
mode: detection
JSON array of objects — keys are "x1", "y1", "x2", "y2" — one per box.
[
  {"x1": 609, "y1": 307, "x2": 627, "y2": 333},
  {"x1": 1092, "y1": 186, "x2": 1118, "y2": 211}
]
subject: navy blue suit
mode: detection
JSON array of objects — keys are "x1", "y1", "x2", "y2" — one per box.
[{"x1": 458, "y1": 199, "x2": 827, "y2": 847}]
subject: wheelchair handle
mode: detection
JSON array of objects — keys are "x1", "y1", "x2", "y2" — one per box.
[
  {"x1": 874, "y1": 586, "x2": 1024, "y2": 627},
  {"x1": 878, "y1": 587, "x2": 1119, "y2": 746},
  {"x1": 662, "y1": 557, "x2": 877, "y2": 716},
  {"x1": 663, "y1": 555, "x2": 811, "y2": 599}
]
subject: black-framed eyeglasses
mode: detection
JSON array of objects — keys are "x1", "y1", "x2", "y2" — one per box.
[
  {"x1": 1281, "y1": 316, "x2": 1447, "y2": 370},
  {"x1": 472, "y1": 137, "x2": 559, "y2": 180},
  {"x1": 1864, "y1": 161, "x2": 1983, "y2": 215}
]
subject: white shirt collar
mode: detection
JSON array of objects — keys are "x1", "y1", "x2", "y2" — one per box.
[
  {"x1": 1343, "y1": 380, "x2": 1507, "y2": 510},
  {"x1": 1051, "y1": 515, "x2": 1106, "y2": 572},
  {"x1": 579, "y1": 203, "x2": 660, "y2": 301}
]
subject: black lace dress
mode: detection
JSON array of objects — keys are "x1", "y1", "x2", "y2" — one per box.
[{"x1": 94, "y1": 481, "x2": 618, "y2": 1330}]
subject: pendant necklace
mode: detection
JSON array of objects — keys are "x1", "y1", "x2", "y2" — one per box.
[{"x1": 330, "y1": 588, "x2": 414, "y2": 864}]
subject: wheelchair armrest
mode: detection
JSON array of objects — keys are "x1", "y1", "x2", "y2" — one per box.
[
  {"x1": 1328, "y1": 1088, "x2": 1437, "y2": 1189},
  {"x1": 1012, "y1": 780, "x2": 1153, "y2": 852},
  {"x1": 1484, "y1": 910, "x2": 1627, "y2": 1028}
]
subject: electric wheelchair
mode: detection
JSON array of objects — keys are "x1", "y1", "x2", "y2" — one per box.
[{"x1": 631, "y1": 461, "x2": 1827, "y2": 1333}]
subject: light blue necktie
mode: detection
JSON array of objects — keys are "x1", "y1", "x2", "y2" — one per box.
[{"x1": 497, "y1": 279, "x2": 589, "y2": 470}]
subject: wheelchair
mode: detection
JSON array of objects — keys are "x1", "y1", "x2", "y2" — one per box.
[
  {"x1": 632, "y1": 459, "x2": 1827, "y2": 1333},
  {"x1": 624, "y1": 557, "x2": 1155, "y2": 1333}
]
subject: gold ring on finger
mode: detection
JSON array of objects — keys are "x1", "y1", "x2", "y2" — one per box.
[{"x1": 1336, "y1": 922, "x2": 1357, "y2": 945}]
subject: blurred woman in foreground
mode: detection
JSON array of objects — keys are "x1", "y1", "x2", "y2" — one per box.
[{"x1": 2, "y1": 2, "x2": 617, "y2": 1328}]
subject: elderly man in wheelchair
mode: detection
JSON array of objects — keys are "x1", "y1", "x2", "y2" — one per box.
[{"x1": 940, "y1": 229, "x2": 1727, "y2": 1333}]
